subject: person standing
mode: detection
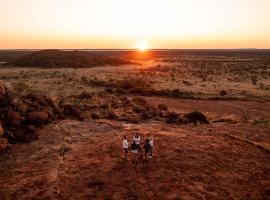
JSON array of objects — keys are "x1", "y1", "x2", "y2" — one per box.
[
  {"x1": 149, "y1": 137, "x2": 154, "y2": 158},
  {"x1": 133, "y1": 133, "x2": 142, "y2": 156},
  {"x1": 130, "y1": 140, "x2": 138, "y2": 163},
  {"x1": 144, "y1": 138, "x2": 151, "y2": 163},
  {"x1": 122, "y1": 136, "x2": 129, "y2": 159}
]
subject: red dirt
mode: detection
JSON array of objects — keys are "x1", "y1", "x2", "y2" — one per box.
[{"x1": 0, "y1": 118, "x2": 269, "y2": 200}]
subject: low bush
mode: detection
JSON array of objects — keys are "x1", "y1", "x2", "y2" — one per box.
[{"x1": 220, "y1": 90, "x2": 227, "y2": 96}]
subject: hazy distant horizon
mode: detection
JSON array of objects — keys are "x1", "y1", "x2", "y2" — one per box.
[{"x1": 1, "y1": 48, "x2": 270, "y2": 51}]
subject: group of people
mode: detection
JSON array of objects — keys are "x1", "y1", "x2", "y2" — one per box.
[{"x1": 122, "y1": 133, "x2": 153, "y2": 163}]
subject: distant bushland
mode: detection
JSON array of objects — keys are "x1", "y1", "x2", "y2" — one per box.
[{"x1": 6, "y1": 49, "x2": 136, "y2": 68}]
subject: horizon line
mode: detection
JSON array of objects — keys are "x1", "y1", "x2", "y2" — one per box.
[{"x1": 1, "y1": 48, "x2": 270, "y2": 51}]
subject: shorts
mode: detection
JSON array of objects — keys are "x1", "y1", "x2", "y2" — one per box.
[
  {"x1": 124, "y1": 148, "x2": 128, "y2": 153},
  {"x1": 131, "y1": 150, "x2": 138, "y2": 154}
]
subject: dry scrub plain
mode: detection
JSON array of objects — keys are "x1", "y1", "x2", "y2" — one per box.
[{"x1": 0, "y1": 50, "x2": 270, "y2": 200}]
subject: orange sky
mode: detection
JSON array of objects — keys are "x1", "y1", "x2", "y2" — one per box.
[{"x1": 1, "y1": 0, "x2": 270, "y2": 49}]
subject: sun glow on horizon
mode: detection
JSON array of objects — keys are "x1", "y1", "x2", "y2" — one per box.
[
  {"x1": 136, "y1": 40, "x2": 150, "y2": 51},
  {"x1": 0, "y1": 0, "x2": 270, "y2": 49}
]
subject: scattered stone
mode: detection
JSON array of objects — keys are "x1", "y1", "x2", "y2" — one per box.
[
  {"x1": 78, "y1": 91, "x2": 91, "y2": 99},
  {"x1": 0, "y1": 81, "x2": 7, "y2": 101},
  {"x1": 123, "y1": 114, "x2": 141, "y2": 124},
  {"x1": 7, "y1": 126, "x2": 38, "y2": 143},
  {"x1": 10, "y1": 96, "x2": 28, "y2": 113},
  {"x1": 92, "y1": 112, "x2": 100, "y2": 119},
  {"x1": 7, "y1": 111, "x2": 24, "y2": 127},
  {"x1": 132, "y1": 104, "x2": 147, "y2": 113},
  {"x1": 107, "y1": 110, "x2": 117, "y2": 119},
  {"x1": 0, "y1": 122, "x2": 4, "y2": 137},
  {"x1": 0, "y1": 138, "x2": 8, "y2": 151},
  {"x1": 131, "y1": 97, "x2": 147, "y2": 106},
  {"x1": 25, "y1": 112, "x2": 49, "y2": 124},
  {"x1": 63, "y1": 105, "x2": 81, "y2": 117}
]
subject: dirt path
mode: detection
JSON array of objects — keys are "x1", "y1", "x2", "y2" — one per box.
[{"x1": 0, "y1": 119, "x2": 270, "y2": 200}]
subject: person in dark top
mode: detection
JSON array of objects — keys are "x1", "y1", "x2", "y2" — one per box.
[
  {"x1": 130, "y1": 140, "x2": 138, "y2": 163},
  {"x1": 144, "y1": 138, "x2": 151, "y2": 163}
]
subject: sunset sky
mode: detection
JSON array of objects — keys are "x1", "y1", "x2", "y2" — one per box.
[{"x1": 0, "y1": 0, "x2": 270, "y2": 49}]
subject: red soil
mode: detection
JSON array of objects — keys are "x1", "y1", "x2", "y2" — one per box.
[{"x1": 0, "y1": 118, "x2": 269, "y2": 200}]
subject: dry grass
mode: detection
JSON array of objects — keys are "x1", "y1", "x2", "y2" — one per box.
[
  {"x1": 212, "y1": 115, "x2": 240, "y2": 124},
  {"x1": 59, "y1": 143, "x2": 71, "y2": 156}
]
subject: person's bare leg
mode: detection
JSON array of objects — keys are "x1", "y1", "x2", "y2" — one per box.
[
  {"x1": 124, "y1": 149, "x2": 128, "y2": 159},
  {"x1": 146, "y1": 153, "x2": 149, "y2": 163},
  {"x1": 135, "y1": 153, "x2": 138, "y2": 163},
  {"x1": 132, "y1": 153, "x2": 135, "y2": 163}
]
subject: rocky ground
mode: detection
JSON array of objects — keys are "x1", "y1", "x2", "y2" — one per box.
[{"x1": 0, "y1": 50, "x2": 270, "y2": 200}]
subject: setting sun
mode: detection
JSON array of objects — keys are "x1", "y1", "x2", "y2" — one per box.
[
  {"x1": 136, "y1": 40, "x2": 150, "y2": 51},
  {"x1": 0, "y1": 0, "x2": 270, "y2": 48}
]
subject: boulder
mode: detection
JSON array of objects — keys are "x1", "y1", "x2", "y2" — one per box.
[
  {"x1": 92, "y1": 112, "x2": 100, "y2": 119},
  {"x1": 0, "y1": 122, "x2": 4, "y2": 137},
  {"x1": 45, "y1": 97, "x2": 57, "y2": 108},
  {"x1": 131, "y1": 97, "x2": 148, "y2": 106},
  {"x1": 40, "y1": 108, "x2": 55, "y2": 120},
  {"x1": 63, "y1": 105, "x2": 81, "y2": 117},
  {"x1": 25, "y1": 112, "x2": 49, "y2": 124},
  {"x1": 132, "y1": 104, "x2": 147, "y2": 113},
  {"x1": 123, "y1": 114, "x2": 141, "y2": 124},
  {"x1": 7, "y1": 111, "x2": 24, "y2": 127},
  {"x1": 141, "y1": 108, "x2": 158, "y2": 119},
  {"x1": 159, "y1": 110, "x2": 168, "y2": 118},
  {"x1": 57, "y1": 113, "x2": 66, "y2": 120},
  {"x1": 28, "y1": 101, "x2": 43, "y2": 110},
  {"x1": 78, "y1": 91, "x2": 91, "y2": 99},
  {"x1": 35, "y1": 96, "x2": 48, "y2": 107},
  {"x1": 10, "y1": 96, "x2": 28, "y2": 113},
  {"x1": 107, "y1": 110, "x2": 117, "y2": 119},
  {"x1": 8, "y1": 127, "x2": 37, "y2": 143},
  {"x1": 0, "y1": 81, "x2": 7, "y2": 101},
  {"x1": 0, "y1": 138, "x2": 8, "y2": 151}
]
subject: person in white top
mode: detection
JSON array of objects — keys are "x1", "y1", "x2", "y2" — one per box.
[
  {"x1": 133, "y1": 133, "x2": 142, "y2": 155},
  {"x1": 122, "y1": 136, "x2": 129, "y2": 159},
  {"x1": 149, "y1": 137, "x2": 154, "y2": 158}
]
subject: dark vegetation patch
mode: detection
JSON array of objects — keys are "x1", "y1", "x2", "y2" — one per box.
[
  {"x1": 220, "y1": 90, "x2": 227, "y2": 96},
  {"x1": 146, "y1": 58, "x2": 270, "y2": 83},
  {"x1": 184, "y1": 111, "x2": 209, "y2": 125},
  {"x1": 6, "y1": 50, "x2": 136, "y2": 68},
  {"x1": 81, "y1": 77, "x2": 196, "y2": 99}
]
